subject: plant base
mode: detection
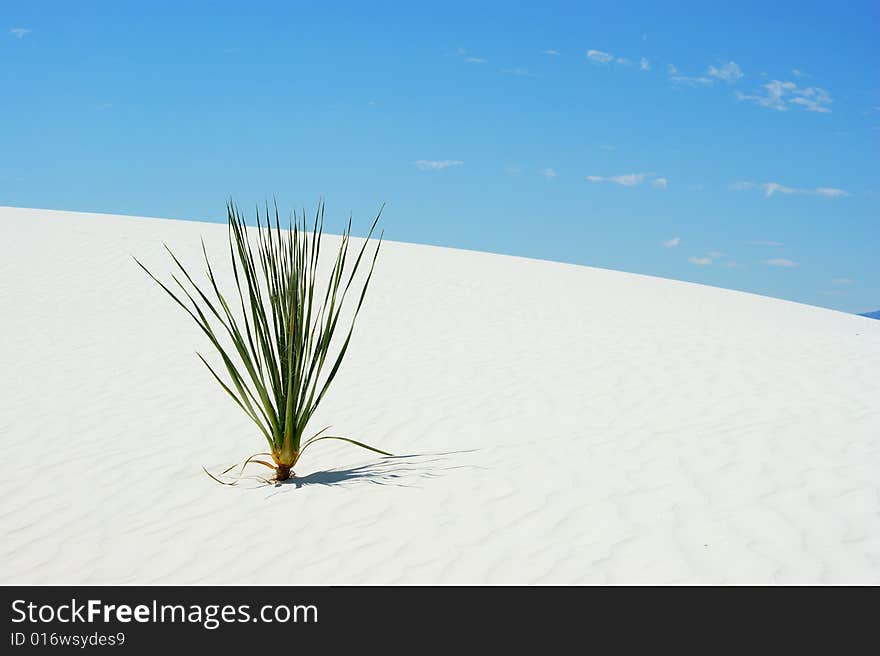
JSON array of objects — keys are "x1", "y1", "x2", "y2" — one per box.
[{"x1": 275, "y1": 464, "x2": 293, "y2": 481}]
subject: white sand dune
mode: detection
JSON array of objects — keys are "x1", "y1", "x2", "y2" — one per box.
[{"x1": 2, "y1": 205, "x2": 879, "y2": 584}]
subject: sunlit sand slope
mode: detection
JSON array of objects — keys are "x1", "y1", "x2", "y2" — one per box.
[{"x1": 1, "y1": 206, "x2": 878, "y2": 584}]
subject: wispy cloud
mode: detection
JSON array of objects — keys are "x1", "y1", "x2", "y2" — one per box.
[
  {"x1": 814, "y1": 187, "x2": 848, "y2": 197},
  {"x1": 732, "y1": 181, "x2": 848, "y2": 198},
  {"x1": 414, "y1": 160, "x2": 463, "y2": 171},
  {"x1": 670, "y1": 74, "x2": 713, "y2": 87},
  {"x1": 736, "y1": 80, "x2": 832, "y2": 113},
  {"x1": 504, "y1": 167, "x2": 522, "y2": 176},
  {"x1": 761, "y1": 182, "x2": 797, "y2": 197},
  {"x1": 640, "y1": 57, "x2": 650, "y2": 71},
  {"x1": 540, "y1": 168, "x2": 557, "y2": 179},
  {"x1": 454, "y1": 48, "x2": 488, "y2": 64},
  {"x1": 586, "y1": 172, "x2": 667, "y2": 188},
  {"x1": 586, "y1": 49, "x2": 613, "y2": 64},
  {"x1": 586, "y1": 173, "x2": 646, "y2": 186},
  {"x1": 788, "y1": 86, "x2": 833, "y2": 112},
  {"x1": 763, "y1": 258, "x2": 799, "y2": 267},
  {"x1": 707, "y1": 61, "x2": 744, "y2": 83},
  {"x1": 736, "y1": 80, "x2": 791, "y2": 110},
  {"x1": 792, "y1": 68, "x2": 809, "y2": 78},
  {"x1": 745, "y1": 240, "x2": 784, "y2": 246},
  {"x1": 542, "y1": 49, "x2": 560, "y2": 56},
  {"x1": 832, "y1": 277, "x2": 853, "y2": 285},
  {"x1": 688, "y1": 251, "x2": 728, "y2": 265},
  {"x1": 663, "y1": 237, "x2": 681, "y2": 248},
  {"x1": 502, "y1": 67, "x2": 539, "y2": 78},
  {"x1": 669, "y1": 60, "x2": 743, "y2": 87},
  {"x1": 9, "y1": 27, "x2": 30, "y2": 38}
]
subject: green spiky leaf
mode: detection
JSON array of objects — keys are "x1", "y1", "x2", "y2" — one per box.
[{"x1": 138, "y1": 199, "x2": 389, "y2": 480}]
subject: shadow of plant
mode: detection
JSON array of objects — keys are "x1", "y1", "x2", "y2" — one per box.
[{"x1": 271, "y1": 450, "x2": 480, "y2": 491}]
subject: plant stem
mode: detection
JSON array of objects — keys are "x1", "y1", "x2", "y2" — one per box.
[{"x1": 275, "y1": 463, "x2": 293, "y2": 481}]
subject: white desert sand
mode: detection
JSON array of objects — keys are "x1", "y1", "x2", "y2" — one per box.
[{"x1": 1, "y1": 205, "x2": 879, "y2": 584}]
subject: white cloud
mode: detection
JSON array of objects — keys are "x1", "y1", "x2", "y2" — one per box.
[
  {"x1": 586, "y1": 173, "x2": 646, "y2": 186},
  {"x1": 732, "y1": 181, "x2": 849, "y2": 198},
  {"x1": 737, "y1": 80, "x2": 793, "y2": 110},
  {"x1": 414, "y1": 160, "x2": 463, "y2": 171},
  {"x1": 608, "y1": 173, "x2": 645, "y2": 186},
  {"x1": 737, "y1": 80, "x2": 832, "y2": 113},
  {"x1": 789, "y1": 86, "x2": 832, "y2": 113},
  {"x1": 670, "y1": 74, "x2": 713, "y2": 87},
  {"x1": 587, "y1": 173, "x2": 670, "y2": 188},
  {"x1": 454, "y1": 48, "x2": 488, "y2": 64},
  {"x1": 9, "y1": 27, "x2": 30, "y2": 38},
  {"x1": 586, "y1": 49, "x2": 613, "y2": 64},
  {"x1": 663, "y1": 237, "x2": 681, "y2": 248},
  {"x1": 640, "y1": 57, "x2": 650, "y2": 71},
  {"x1": 832, "y1": 278, "x2": 853, "y2": 285},
  {"x1": 745, "y1": 240, "x2": 784, "y2": 246},
  {"x1": 688, "y1": 251, "x2": 728, "y2": 265},
  {"x1": 761, "y1": 182, "x2": 797, "y2": 197},
  {"x1": 542, "y1": 49, "x2": 560, "y2": 56},
  {"x1": 669, "y1": 61, "x2": 742, "y2": 88},
  {"x1": 540, "y1": 168, "x2": 557, "y2": 179},
  {"x1": 814, "y1": 187, "x2": 848, "y2": 197},
  {"x1": 792, "y1": 69, "x2": 809, "y2": 78},
  {"x1": 616, "y1": 57, "x2": 631, "y2": 66},
  {"x1": 730, "y1": 181, "x2": 757, "y2": 191},
  {"x1": 763, "y1": 258, "x2": 799, "y2": 267},
  {"x1": 707, "y1": 61, "x2": 744, "y2": 83}
]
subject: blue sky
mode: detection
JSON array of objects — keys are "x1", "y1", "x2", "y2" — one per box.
[{"x1": 2, "y1": 1, "x2": 878, "y2": 313}]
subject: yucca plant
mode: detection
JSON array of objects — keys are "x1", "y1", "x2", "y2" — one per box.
[{"x1": 136, "y1": 200, "x2": 389, "y2": 482}]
